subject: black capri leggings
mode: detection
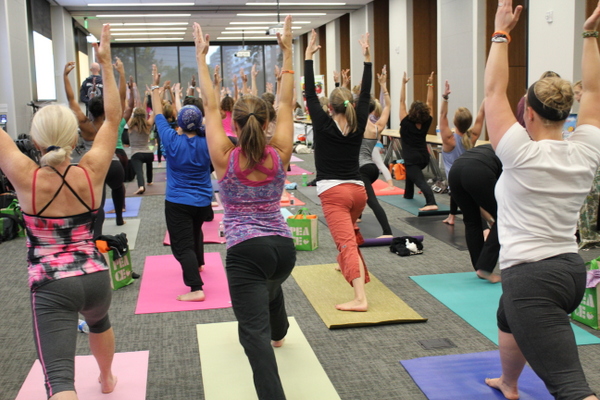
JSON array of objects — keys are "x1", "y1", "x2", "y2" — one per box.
[
  {"x1": 93, "y1": 160, "x2": 126, "y2": 236},
  {"x1": 130, "y1": 152, "x2": 154, "y2": 189},
  {"x1": 359, "y1": 163, "x2": 392, "y2": 236},
  {"x1": 403, "y1": 163, "x2": 437, "y2": 206},
  {"x1": 497, "y1": 253, "x2": 594, "y2": 400},
  {"x1": 448, "y1": 160, "x2": 499, "y2": 273},
  {"x1": 31, "y1": 271, "x2": 112, "y2": 398}
]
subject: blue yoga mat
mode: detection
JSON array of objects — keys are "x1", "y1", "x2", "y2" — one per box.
[
  {"x1": 104, "y1": 197, "x2": 142, "y2": 219},
  {"x1": 379, "y1": 194, "x2": 452, "y2": 216},
  {"x1": 401, "y1": 350, "x2": 552, "y2": 400},
  {"x1": 411, "y1": 272, "x2": 600, "y2": 346}
]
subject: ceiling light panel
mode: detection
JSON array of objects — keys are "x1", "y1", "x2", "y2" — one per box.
[
  {"x1": 96, "y1": 14, "x2": 191, "y2": 18},
  {"x1": 111, "y1": 32, "x2": 185, "y2": 35},
  {"x1": 111, "y1": 28, "x2": 187, "y2": 31},
  {"x1": 89, "y1": 3, "x2": 194, "y2": 6},
  {"x1": 237, "y1": 13, "x2": 325, "y2": 16},
  {"x1": 246, "y1": 2, "x2": 345, "y2": 5},
  {"x1": 114, "y1": 38, "x2": 184, "y2": 41}
]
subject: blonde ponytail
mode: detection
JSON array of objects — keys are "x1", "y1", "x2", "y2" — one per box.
[{"x1": 30, "y1": 105, "x2": 78, "y2": 167}]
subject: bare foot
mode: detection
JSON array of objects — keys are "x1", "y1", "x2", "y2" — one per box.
[
  {"x1": 177, "y1": 290, "x2": 205, "y2": 302},
  {"x1": 99, "y1": 375, "x2": 118, "y2": 394},
  {"x1": 356, "y1": 218, "x2": 362, "y2": 223},
  {"x1": 272, "y1": 338, "x2": 285, "y2": 348},
  {"x1": 419, "y1": 205, "x2": 438, "y2": 212},
  {"x1": 335, "y1": 299, "x2": 368, "y2": 312},
  {"x1": 443, "y1": 215, "x2": 455, "y2": 225},
  {"x1": 148, "y1": 182, "x2": 153, "y2": 186},
  {"x1": 199, "y1": 265, "x2": 204, "y2": 272},
  {"x1": 116, "y1": 220, "x2": 127, "y2": 226},
  {"x1": 381, "y1": 186, "x2": 396, "y2": 192},
  {"x1": 377, "y1": 234, "x2": 394, "y2": 238},
  {"x1": 477, "y1": 270, "x2": 501, "y2": 283},
  {"x1": 485, "y1": 377, "x2": 519, "y2": 400},
  {"x1": 334, "y1": 265, "x2": 341, "y2": 271},
  {"x1": 134, "y1": 187, "x2": 145, "y2": 195},
  {"x1": 106, "y1": 209, "x2": 116, "y2": 214}
]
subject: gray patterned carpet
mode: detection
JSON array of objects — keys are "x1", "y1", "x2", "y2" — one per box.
[{"x1": 2, "y1": 152, "x2": 600, "y2": 400}]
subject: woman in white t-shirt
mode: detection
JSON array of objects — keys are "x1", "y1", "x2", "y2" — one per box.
[{"x1": 483, "y1": 2, "x2": 600, "y2": 400}]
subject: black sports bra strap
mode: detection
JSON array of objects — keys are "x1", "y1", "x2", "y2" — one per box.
[{"x1": 36, "y1": 165, "x2": 92, "y2": 216}]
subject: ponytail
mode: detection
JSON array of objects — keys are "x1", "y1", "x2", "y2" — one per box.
[
  {"x1": 461, "y1": 130, "x2": 474, "y2": 150},
  {"x1": 233, "y1": 96, "x2": 269, "y2": 169}
]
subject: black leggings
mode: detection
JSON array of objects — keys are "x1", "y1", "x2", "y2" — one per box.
[
  {"x1": 155, "y1": 131, "x2": 163, "y2": 163},
  {"x1": 93, "y1": 160, "x2": 126, "y2": 236},
  {"x1": 403, "y1": 163, "x2": 436, "y2": 206},
  {"x1": 164, "y1": 200, "x2": 213, "y2": 291},
  {"x1": 448, "y1": 161, "x2": 499, "y2": 273},
  {"x1": 130, "y1": 152, "x2": 154, "y2": 189},
  {"x1": 497, "y1": 254, "x2": 594, "y2": 400},
  {"x1": 226, "y1": 235, "x2": 296, "y2": 400},
  {"x1": 31, "y1": 271, "x2": 112, "y2": 398},
  {"x1": 359, "y1": 163, "x2": 392, "y2": 235}
]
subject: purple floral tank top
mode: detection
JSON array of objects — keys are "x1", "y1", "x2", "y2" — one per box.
[
  {"x1": 219, "y1": 146, "x2": 292, "y2": 248},
  {"x1": 24, "y1": 211, "x2": 108, "y2": 290}
]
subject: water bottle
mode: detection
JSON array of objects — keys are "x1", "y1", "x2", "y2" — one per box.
[
  {"x1": 219, "y1": 221, "x2": 225, "y2": 237},
  {"x1": 289, "y1": 192, "x2": 295, "y2": 206},
  {"x1": 78, "y1": 319, "x2": 90, "y2": 334},
  {"x1": 302, "y1": 173, "x2": 308, "y2": 186},
  {"x1": 436, "y1": 125, "x2": 441, "y2": 139}
]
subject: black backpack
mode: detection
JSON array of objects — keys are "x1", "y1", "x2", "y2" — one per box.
[{"x1": 0, "y1": 212, "x2": 23, "y2": 243}]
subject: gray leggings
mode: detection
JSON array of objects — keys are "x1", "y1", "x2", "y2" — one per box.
[
  {"x1": 497, "y1": 253, "x2": 595, "y2": 400},
  {"x1": 31, "y1": 271, "x2": 112, "y2": 398}
]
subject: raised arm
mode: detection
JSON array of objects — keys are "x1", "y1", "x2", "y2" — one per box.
[
  {"x1": 268, "y1": 15, "x2": 294, "y2": 168},
  {"x1": 251, "y1": 64, "x2": 258, "y2": 96},
  {"x1": 578, "y1": 1, "x2": 600, "y2": 128},
  {"x1": 64, "y1": 62, "x2": 87, "y2": 124},
  {"x1": 114, "y1": 57, "x2": 127, "y2": 111},
  {"x1": 341, "y1": 69, "x2": 351, "y2": 89},
  {"x1": 484, "y1": 0, "x2": 523, "y2": 148},
  {"x1": 304, "y1": 29, "x2": 330, "y2": 123},
  {"x1": 233, "y1": 74, "x2": 239, "y2": 102},
  {"x1": 470, "y1": 100, "x2": 485, "y2": 143},
  {"x1": 123, "y1": 75, "x2": 134, "y2": 121},
  {"x1": 194, "y1": 22, "x2": 235, "y2": 179},
  {"x1": 173, "y1": 82, "x2": 182, "y2": 113},
  {"x1": 439, "y1": 80, "x2": 455, "y2": 152},
  {"x1": 400, "y1": 72, "x2": 410, "y2": 120},
  {"x1": 151, "y1": 65, "x2": 164, "y2": 117},
  {"x1": 375, "y1": 65, "x2": 391, "y2": 132},
  {"x1": 79, "y1": 24, "x2": 122, "y2": 182},
  {"x1": 426, "y1": 72, "x2": 434, "y2": 112},
  {"x1": 213, "y1": 64, "x2": 223, "y2": 107},
  {"x1": 240, "y1": 68, "x2": 249, "y2": 95}
]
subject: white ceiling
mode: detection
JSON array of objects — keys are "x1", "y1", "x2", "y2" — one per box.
[{"x1": 56, "y1": 0, "x2": 372, "y2": 43}]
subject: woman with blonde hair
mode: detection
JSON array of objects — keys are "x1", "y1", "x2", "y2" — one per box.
[
  {"x1": 484, "y1": 2, "x2": 600, "y2": 399},
  {"x1": 128, "y1": 106, "x2": 155, "y2": 195},
  {"x1": 305, "y1": 28, "x2": 372, "y2": 312},
  {"x1": 439, "y1": 80, "x2": 485, "y2": 225},
  {"x1": 0, "y1": 25, "x2": 120, "y2": 399},
  {"x1": 195, "y1": 16, "x2": 295, "y2": 400}
]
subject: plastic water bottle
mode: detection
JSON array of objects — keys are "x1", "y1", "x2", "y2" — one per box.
[
  {"x1": 219, "y1": 221, "x2": 225, "y2": 237},
  {"x1": 302, "y1": 173, "x2": 308, "y2": 186},
  {"x1": 436, "y1": 125, "x2": 441, "y2": 139},
  {"x1": 78, "y1": 319, "x2": 90, "y2": 334}
]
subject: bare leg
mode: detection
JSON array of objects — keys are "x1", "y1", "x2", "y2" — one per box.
[
  {"x1": 336, "y1": 257, "x2": 368, "y2": 312},
  {"x1": 49, "y1": 391, "x2": 78, "y2": 400},
  {"x1": 89, "y1": 328, "x2": 118, "y2": 394},
  {"x1": 485, "y1": 330, "x2": 526, "y2": 400}
]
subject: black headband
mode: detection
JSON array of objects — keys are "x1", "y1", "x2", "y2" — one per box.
[{"x1": 527, "y1": 83, "x2": 570, "y2": 122}]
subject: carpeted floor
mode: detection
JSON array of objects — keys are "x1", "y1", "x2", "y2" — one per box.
[{"x1": 3, "y1": 153, "x2": 600, "y2": 400}]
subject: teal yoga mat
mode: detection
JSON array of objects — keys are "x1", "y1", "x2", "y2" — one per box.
[
  {"x1": 379, "y1": 194, "x2": 452, "y2": 216},
  {"x1": 410, "y1": 272, "x2": 600, "y2": 346}
]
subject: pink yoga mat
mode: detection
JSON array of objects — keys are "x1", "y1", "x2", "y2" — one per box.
[
  {"x1": 290, "y1": 155, "x2": 304, "y2": 162},
  {"x1": 163, "y1": 213, "x2": 226, "y2": 245},
  {"x1": 135, "y1": 253, "x2": 231, "y2": 314},
  {"x1": 287, "y1": 164, "x2": 314, "y2": 176},
  {"x1": 16, "y1": 351, "x2": 149, "y2": 400},
  {"x1": 373, "y1": 179, "x2": 405, "y2": 196}
]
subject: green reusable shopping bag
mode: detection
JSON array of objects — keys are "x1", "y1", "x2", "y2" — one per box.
[
  {"x1": 572, "y1": 257, "x2": 600, "y2": 329},
  {"x1": 286, "y1": 207, "x2": 318, "y2": 251}
]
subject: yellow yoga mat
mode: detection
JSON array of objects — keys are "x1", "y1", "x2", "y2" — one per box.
[
  {"x1": 196, "y1": 317, "x2": 340, "y2": 400},
  {"x1": 292, "y1": 263, "x2": 427, "y2": 329}
]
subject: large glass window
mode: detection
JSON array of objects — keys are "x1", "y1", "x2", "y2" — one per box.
[
  {"x1": 221, "y1": 45, "x2": 264, "y2": 96},
  {"x1": 112, "y1": 47, "x2": 135, "y2": 86},
  {"x1": 264, "y1": 44, "x2": 282, "y2": 93},
  {"x1": 135, "y1": 47, "x2": 179, "y2": 93},
  {"x1": 179, "y1": 46, "x2": 221, "y2": 93}
]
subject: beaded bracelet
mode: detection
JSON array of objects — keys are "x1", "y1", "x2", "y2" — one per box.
[
  {"x1": 426, "y1": 83, "x2": 433, "y2": 87},
  {"x1": 583, "y1": 31, "x2": 599, "y2": 38}
]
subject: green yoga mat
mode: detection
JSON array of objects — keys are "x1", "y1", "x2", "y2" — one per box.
[
  {"x1": 379, "y1": 194, "x2": 452, "y2": 216},
  {"x1": 411, "y1": 272, "x2": 600, "y2": 346}
]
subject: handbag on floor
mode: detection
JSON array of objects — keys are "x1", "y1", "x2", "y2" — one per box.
[{"x1": 286, "y1": 207, "x2": 318, "y2": 251}]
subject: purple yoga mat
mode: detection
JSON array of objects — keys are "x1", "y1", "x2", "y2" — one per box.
[{"x1": 360, "y1": 235, "x2": 424, "y2": 247}]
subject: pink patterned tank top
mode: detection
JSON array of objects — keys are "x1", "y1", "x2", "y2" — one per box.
[
  {"x1": 25, "y1": 165, "x2": 107, "y2": 290},
  {"x1": 219, "y1": 146, "x2": 292, "y2": 248}
]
